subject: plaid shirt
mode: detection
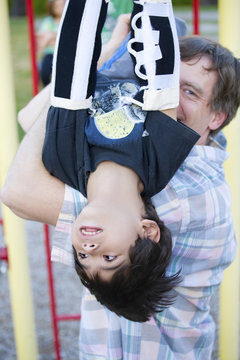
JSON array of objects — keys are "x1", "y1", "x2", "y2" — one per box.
[{"x1": 52, "y1": 132, "x2": 236, "y2": 360}]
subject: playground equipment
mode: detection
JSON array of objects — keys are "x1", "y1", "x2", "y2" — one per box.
[
  {"x1": 0, "y1": 1, "x2": 38, "y2": 359},
  {"x1": 218, "y1": 1, "x2": 240, "y2": 359},
  {"x1": 1, "y1": 0, "x2": 239, "y2": 359},
  {"x1": 193, "y1": 0, "x2": 199, "y2": 34},
  {"x1": 43, "y1": 224, "x2": 81, "y2": 360},
  {"x1": 25, "y1": 1, "x2": 81, "y2": 359},
  {"x1": 0, "y1": 219, "x2": 8, "y2": 274}
]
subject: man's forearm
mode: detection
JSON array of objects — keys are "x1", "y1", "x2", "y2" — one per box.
[
  {"x1": 18, "y1": 84, "x2": 51, "y2": 133},
  {"x1": 1, "y1": 102, "x2": 64, "y2": 226}
]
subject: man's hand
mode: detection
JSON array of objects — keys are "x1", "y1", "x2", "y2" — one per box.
[{"x1": 1, "y1": 95, "x2": 64, "y2": 226}]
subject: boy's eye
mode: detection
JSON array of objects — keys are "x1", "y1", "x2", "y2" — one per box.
[
  {"x1": 79, "y1": 253, "x2": 88, "y2": 259},
  {"x1": 103, "y1": 255, "x2": 116, "y2": 262}
]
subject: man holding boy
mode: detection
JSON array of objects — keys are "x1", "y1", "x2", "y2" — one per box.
[
  {"x1": 59, "y1": 35, "x2": 240, "y2": 359},
  {"x1": 39, "y1": 0, "x2": 200, "y2": 323},
  {"x1": 1, "y1": 2, "x2": 240, "y2": 360}
]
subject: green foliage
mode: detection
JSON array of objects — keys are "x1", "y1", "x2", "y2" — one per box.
[
  {"x1": 173, "y1": 0, "x2": 191, "y2": 6},
  {"x1": 34, "y1": 0, "x2": 47, "y2": 15},
  {"x1": 10, "y1": 17, "x2": 34, "y2": 140},
  {"x1": 174, "y1": 0, "x2": 217, "y2": 5}
]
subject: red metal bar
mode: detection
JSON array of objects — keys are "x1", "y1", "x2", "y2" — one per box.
[
  {"x1": 193, "y1": 0, "x2": 200, "y2": 35},
  {"x1": 57, "y1": 315, "x2": 81, "y2": 322},
  {"x1": 24, "y1": 1, "x2": 61, "y2": 357},
  {"x1": 44, "y1": 223, "x2": 81, "y2": 359},
  {"x1": 44, "y1": 224, "x2": 61, "y2": 360},
  {"x1": 25, "y1": 0, "x2": 39, "y2": 96},
  {"x1": 24, "y1": 1, "x2": 81, "y2": 358},
  {"x1": 0, "y1": 247, "x2": 8, "y2": 263},
  {"x1": 0, "y1": 218, "x2": 8, "y2": 264}
]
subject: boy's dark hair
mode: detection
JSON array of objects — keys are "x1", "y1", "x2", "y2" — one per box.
[
  {"x1": 180, "y1": 35, "x2": 240, "y2": 135},
  {"x1": 73, "y1": 196, "x2": 181, "y2": 322}
]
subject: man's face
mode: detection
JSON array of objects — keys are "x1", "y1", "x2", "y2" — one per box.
[{"x1": 178, "y1": 56, "x2": 225, "y2": 145}]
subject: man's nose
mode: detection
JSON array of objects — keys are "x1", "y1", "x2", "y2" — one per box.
[{"x1": 82, "y1": 243, "x2": 99, "y2": 251}]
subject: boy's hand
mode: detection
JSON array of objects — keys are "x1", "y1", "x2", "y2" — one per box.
[{"x1": 98, "y1": 14, "x2": 131, "y2": 69}]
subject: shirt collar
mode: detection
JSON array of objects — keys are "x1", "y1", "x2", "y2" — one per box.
[{"x1": 187, "y1": 131, "x2": 229, "y2": 165}]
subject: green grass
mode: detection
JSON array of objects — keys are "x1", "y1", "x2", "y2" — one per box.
[
  {"x1": 174, "y1": 5, "x2": 217, "y2": 11},
  {"x1": 10, "y1": 17, "x2": 34, "y2": 140},
  {"x1": 10, "y1": 17, "x2": 32, "y2": 110}
]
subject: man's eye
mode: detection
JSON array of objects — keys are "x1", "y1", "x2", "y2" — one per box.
[
  {"x1": 103, "y1": 255, "x2": 116, "y2": 262},
  {"x1": 78, "y1": 253, "x2": 88, "y2": 259},
  {"x1": 185, "y1": 89, "x2": 195, "y2": 96}
]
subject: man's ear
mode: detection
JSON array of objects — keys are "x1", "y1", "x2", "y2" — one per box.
[
  {"x1": 209, "y1": 111, "x2": 227, "y2": 131},
  {"x1": 141, "y1": 219, "x2": 160, "y2": 243}
]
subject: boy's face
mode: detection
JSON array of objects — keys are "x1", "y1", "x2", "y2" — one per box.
[{"x1": 72, "y1": 202, "x2": 159, "y2": 281}]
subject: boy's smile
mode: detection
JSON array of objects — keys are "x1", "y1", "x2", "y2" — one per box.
[{"x1": 80, "y1": 226, "x2": 103, "y2": 237}]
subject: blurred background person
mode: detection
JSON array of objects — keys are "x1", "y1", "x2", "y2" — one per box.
[{"x1": 36, "y1": 0, "x2": 66, "y2": 86}]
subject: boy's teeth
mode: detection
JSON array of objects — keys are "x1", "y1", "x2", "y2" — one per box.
[{"x1": 81, "y1": 228, "x2": 101, "y2": 235}]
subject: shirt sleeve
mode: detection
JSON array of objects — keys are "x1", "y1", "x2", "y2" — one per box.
[{"x1": 51, "y1": 185, "x2": 87, "y2": 266}]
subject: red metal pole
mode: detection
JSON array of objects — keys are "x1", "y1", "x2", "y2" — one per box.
[
  {"x1": 25, "y1": 1, "x2": 61, "y2": 357},
  {"x1": 44, "y1": 224, "x2": 61, "y2": 360},
  {"x1": 44, "y1": 223, "x2": 81, "y2": 357},
  {"x1": 193, "y1": 0, "x2": 200, "y2": 35},
  {"x1": 0, "y1": 246, "x2": 8, "y2": 262},
  {"x1": 25, "y1": 0, "x2": 61, "y2": 357},
  {"x1": 25, "y1": 2, "x2": 81, "y2": 359},
  {"x1": 25, "y1": 0, "x2": 39, "y2": 96},
  {"x1": 0, "y1": 218, "x2": 8, "y2": 265},
  {"x1": 57, "y1": 314, "x2": 81, "y2": 322}
]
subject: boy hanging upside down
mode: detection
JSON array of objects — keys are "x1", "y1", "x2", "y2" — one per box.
[{"x1": 42, "y1": 0, "x2": 199, "y2": 321}]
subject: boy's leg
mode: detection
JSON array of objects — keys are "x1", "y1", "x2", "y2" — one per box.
[
  {"x1": 51, "y1": 0, "x2": 108, "y2": 110},
  {"x1": 42, "y1": 0, "x2": 109, "y2": 192},
  {"x1": 128, "y1": 0, "x2": 180, "y2": 111}
]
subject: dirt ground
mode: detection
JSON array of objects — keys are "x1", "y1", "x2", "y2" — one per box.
[{"x1": 0, "y1": 217, "x2": 83, "y2": 360}]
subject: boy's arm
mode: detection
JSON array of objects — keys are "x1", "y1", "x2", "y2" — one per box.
[
  {"x1": 1, "y1": 101, "x2": 64, "y2": 226},
  {"x1": 97, "y1": 13, "x2": 131, "y2": 70}
]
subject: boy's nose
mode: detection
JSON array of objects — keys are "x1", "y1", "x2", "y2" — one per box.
[{"x1": 82, "y1": 243, "x2": 98, "y2": 251}]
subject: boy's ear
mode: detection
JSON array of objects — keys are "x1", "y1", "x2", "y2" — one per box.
[{"x1": 141, "y1": 219, "x2": 160, "y2": 243}]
